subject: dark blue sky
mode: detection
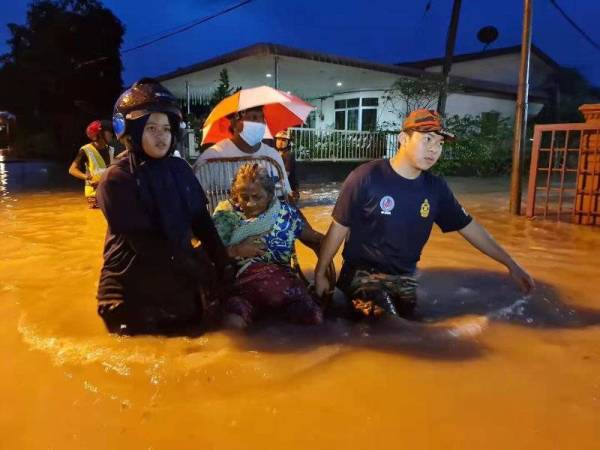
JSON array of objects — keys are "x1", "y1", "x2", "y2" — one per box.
[{"x1": 2, "y1": 0, "x2": 600, "y2": 86}]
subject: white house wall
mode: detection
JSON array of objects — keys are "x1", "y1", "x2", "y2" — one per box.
[
  {"x1": 160, "y1": 54, "x2": 402, "y2": 100},
  {"x1": 159, "y1": 53, "x2": 546, "y2": 131},
  {"x1": 161, "y1": 55, "x2": 279, "y2": 98},
  {"x1": 424, "y1": 53, "x2": 553, "y2": 89},
  {"x1": 446, "y1": 93, "x2": 543, "y2": 118},
  {"x1": 312, "y1": 89, "x2": 544, "y2": 131}
]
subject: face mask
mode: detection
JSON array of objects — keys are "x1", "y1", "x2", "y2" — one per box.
[{"x1": 239, "y1": 121, "x2": 266, "y2": 146}]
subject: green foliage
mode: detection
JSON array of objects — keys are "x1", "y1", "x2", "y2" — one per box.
[
  {"x1": 382, "y1": 75, "x2": 464, "y2": 130},
  {"x1": 433, "y1": 113, "x2": 514, "y2": 176},
  {"x1": 0, "y1": 0, "x2": 124, "y2": 160},
  {"x1": 183, "y1": 68, "x2": 241, "y2": 146},
  {"x1": 385, "y1": 75, "x2": 443, "y2": 114},
  {"x1": 209, "y1": 69, "x2": 240, "y2": 108}
]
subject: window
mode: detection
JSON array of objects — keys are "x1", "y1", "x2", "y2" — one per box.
[
  {"x1": 347, "y1": 109, "x2": 359, "y2": 130},
  {"x1": 334, "y1": 96, "x2": 379, "y2": 131},
  {"x1": 362, "y1": 98, "x2": 378, "y2": 107},
  {"x1": 361, "y1": 109, "x2": 377, "y2": 131},
  {"x1": 335, "y1": 111, "x2": 346, "y2": 130}
]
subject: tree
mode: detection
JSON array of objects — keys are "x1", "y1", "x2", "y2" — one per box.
[
  {"x1": 382, "y1": 75, "x2": 443, "y2": 129},
  {"x1": 0, "y1": 0, "x2": 124, "y2": 159},
  {"x1": 381, "y1": 74, "x2": 462, "y2": 130},
  {"x1": 209, "y1": 69, "x2": 238, "y2": 108}
]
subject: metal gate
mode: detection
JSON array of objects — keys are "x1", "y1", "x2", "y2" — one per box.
[{"x1": 526, "y1": 123, "x2": 600, "y2": 225}]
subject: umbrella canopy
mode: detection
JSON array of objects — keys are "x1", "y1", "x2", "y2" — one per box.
[{"x1": 201, "y1": 86, "x2": 314, "y2": 144}]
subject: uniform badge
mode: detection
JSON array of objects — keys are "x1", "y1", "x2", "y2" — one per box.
[
  {"x1": 420, "y1": 198, "x2": 430, "y2": 218},
  {"x1": 379, "y1": 196, "x2": 395, "y2": 215}
]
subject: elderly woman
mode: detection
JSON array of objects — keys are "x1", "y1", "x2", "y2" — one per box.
[{"x1": 212, "y1": 163, "x2": 324, "y2": 329}]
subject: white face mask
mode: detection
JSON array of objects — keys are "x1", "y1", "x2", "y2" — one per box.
[{"x1": 239, "y1": 121, "x2": 266, "y2": 146}]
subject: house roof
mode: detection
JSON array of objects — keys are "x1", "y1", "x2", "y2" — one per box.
[
  {"x1": 156, "y1": 42, "x2": 550, "y2": 101},
  {"x1": 398, "y1": 44, "x2": 561, "y2": 71},
  {"x1": 156, "y1": 42, "x2": 426, "y2": 81}
]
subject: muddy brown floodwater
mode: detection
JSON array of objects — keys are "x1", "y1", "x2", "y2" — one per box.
[{"x1": 1, "y1": 160, "x2": 599, "y2": 449}]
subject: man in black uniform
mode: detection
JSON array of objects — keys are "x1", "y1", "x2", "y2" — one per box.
[{"x1": 314, "y1": 109, "x2": 534, "y2": 321}]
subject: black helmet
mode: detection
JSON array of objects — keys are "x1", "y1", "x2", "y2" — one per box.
[{"x1": 112, "y1": 77, "x2": 182, "y2": 139}]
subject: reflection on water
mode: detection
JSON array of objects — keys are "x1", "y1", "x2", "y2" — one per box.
[{"x1": 1, "y1": 162, "x2": 600, "y2": 449}]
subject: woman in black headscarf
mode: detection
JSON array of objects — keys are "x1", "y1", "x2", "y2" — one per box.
[{"x1": 95, "y1": 78, "x2": 232, "y2": 335}]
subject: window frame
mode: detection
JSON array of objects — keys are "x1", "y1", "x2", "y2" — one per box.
[{"x1": 334, "y1": 96, "x2": 379, "y2": 131}]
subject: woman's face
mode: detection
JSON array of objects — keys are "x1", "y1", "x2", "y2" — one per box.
[
  {"x1": 236, "y1": 180, "x2": 271, "y2": 218},
  {"x1": 142, "y1": 112, "x2": 172, "y2": 158}
]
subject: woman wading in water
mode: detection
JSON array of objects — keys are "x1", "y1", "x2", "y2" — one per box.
[{"x1": 95, "y1": 78, "x2": 232, "y2": 335}]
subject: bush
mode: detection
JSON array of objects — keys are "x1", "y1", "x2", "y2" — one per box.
[{"x1": 433, "y1": 114, "x2": 514, "y2": 176}]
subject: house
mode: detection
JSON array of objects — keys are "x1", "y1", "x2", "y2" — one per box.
[
  {"x1": 157, "y1": 42, "x2": 558, "y2": 134},
  {"x1": 401, "y1": 44, "x2": 560, "y2": 91}
]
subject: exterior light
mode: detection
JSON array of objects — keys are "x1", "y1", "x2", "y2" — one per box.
[
  {"x1": 336, "y1": 81, "x2": 343, "y2": 87},
  {"x1": 266, "y1": 73, "x2": 272, "y2": 78}
]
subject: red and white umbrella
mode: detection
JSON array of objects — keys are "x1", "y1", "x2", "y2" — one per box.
[{"x1": 201, "y1": 86, "x2": 315, "y2": 144}]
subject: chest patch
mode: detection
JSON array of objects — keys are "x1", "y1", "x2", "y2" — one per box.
[
  {"x1": 379, "y1": 196, "x2": 395, "y2": 215},
  {"x1": 420, "y1": 198, "x2": 430, "y2": 218}
]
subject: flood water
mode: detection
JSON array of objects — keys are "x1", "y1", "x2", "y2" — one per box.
[{"x1": 1, "y1": 159, "x2": 599, "y2": 449}]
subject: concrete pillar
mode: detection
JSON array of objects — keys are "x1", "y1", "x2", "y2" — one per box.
[{"x1": 575, "y1": 104, "x2": 600, "y2": 225}]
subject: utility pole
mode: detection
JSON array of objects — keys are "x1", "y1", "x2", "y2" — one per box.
[
  {"x1": 509, "y1": 0, "x2": 533, "y2": 215},
  {"x1": 437, "y1": 0, "x2": 462, "y2": 115}
]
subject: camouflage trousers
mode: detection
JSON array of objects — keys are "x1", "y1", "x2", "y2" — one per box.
[{"x1": 338, "y1": 264, "x2": 418, "y2": 319}]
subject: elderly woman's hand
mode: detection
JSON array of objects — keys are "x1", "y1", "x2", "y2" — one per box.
[{"x1": 228, "y1": 236, "x2": 266, "y2": 258}]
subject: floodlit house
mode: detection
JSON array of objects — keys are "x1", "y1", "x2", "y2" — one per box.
[{"x1": 157, "y1": 43, "x2": 559, "y2": 159}]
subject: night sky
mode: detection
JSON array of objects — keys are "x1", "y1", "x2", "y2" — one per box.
[{"x1": 2, "y1": 0, "x2": 600, "y2": 87}]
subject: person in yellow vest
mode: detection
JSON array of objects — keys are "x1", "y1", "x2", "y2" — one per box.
[{"x1": 68, "y1": 120, "x2": 115, "y2": 208}]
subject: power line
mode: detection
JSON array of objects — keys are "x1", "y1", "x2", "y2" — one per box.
[
  {"x1": 122, "y1": 0, "x2": 253, "y2": 54},
  {"x1": 549, "y1": 0, "x2": 600, "y2": 52}
]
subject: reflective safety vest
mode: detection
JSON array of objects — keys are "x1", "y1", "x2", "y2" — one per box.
[{"x1": 82, "y1": 143, "x2": 114, "y2": 197}]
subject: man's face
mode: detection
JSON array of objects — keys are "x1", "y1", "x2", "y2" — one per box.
[
  {"x1": 141, "y1": 112, "x2": 172, "y2": 159},
  {"x1": 401, "y1": 131, "x2": 444, "y2": 171},
  {"x1": 231, "y1": 107, "x2": 265, "y2": 135},
  {"x1": 275, "y1": 137, "x2": 289, "y2": 150},
  {"x1": 100, "y1": 130, "x2": 114, "y2": 146}
]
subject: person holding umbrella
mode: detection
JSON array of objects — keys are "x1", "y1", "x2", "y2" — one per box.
[{"x1": 194, "y1": 86, "x2": 315, "y2": 200}]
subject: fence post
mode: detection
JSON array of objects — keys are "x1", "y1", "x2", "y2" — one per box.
[{"x1": 525, "y1": 126, "x2": 542, "y2": 218}]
